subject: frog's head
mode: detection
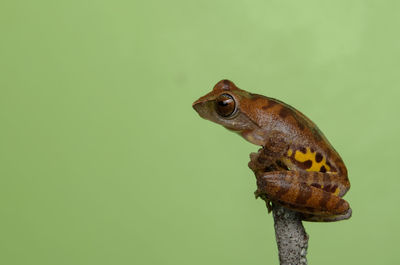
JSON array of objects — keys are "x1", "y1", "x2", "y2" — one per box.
[{"x1": 192, "y1": 79, "x2": 265, "y2": 145}]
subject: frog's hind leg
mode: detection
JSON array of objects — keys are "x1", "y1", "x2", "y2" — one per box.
[
  {"x1": 256, "y1": 171, "x2": 350, "y2": 217},
  {"x1": 300, "y1": 208, "x2": 352, "y2": 222}
]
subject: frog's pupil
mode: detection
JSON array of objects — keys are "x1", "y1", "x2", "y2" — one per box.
[
  {"x1": 215, "y1": 94, "x2": 235, "y2": 117},
  {"x1": 218, "y1": 100, "x2": 229, "y2": 106}
]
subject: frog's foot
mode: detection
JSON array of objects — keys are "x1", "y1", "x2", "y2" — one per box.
[
  {"x1": 254, "y1": 190, "x2": 273, "y2": 213},
  {"x1": 248, "y1": 149, "x2": 277, "y2": 175},
  {"x1": 265, "y1": 199, "x2": 273, "y2": 213},
  {"x1": 248, "y1": 150, "x2": 265, "y2": 173},
  {"x1": 254, "y1": 188, "x2": 262, "y2": 199}
]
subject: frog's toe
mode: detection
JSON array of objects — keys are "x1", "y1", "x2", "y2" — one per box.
[
  {"x1": 254, "y1": 189, "x2": 262, "y2": 199},
  {"x1": 249, "y1": 152, "x2": 258, "y2": 160}
]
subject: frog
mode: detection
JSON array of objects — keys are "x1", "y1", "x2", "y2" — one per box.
[{"x1": 192, "y1": 79, "x2": 351, "y2": 222}]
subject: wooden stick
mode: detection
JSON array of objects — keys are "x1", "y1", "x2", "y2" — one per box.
[{"x1": 272, "y1": 204, "x2": 309, "y2": 265}]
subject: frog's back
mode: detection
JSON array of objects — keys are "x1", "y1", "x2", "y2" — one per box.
[{"x1": 250, "y1": 95, "x2": 348, "y2": 178}]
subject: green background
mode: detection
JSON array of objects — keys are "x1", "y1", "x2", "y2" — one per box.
[{"x1": 1, "y1": 1, "x2": 399, "y2": 264}]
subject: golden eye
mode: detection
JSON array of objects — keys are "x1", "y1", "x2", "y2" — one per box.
[{"x1": 215, "y1": 94, "x2": 236, "y2": 117}]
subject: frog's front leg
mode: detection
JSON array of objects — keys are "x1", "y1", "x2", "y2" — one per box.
[{"x1": 256, "y1": 171, "x2": 350, "y2": 217}]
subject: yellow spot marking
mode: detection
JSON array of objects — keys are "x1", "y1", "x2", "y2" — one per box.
[
  {"x1": 294, "y1": 147, "x2": 331, "y2": 172},
  {"x1": 287, "y1": 149, "x2": 293, "y2": 157},
  {"x1": 333, "y1": 188, "x2": 340, "y2": 196}
]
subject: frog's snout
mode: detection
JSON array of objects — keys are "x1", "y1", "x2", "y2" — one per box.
[
  {"x1": 192, "y1": 101, "x2": 209, "y2": 120},
  {"x1": 192, "y1": 101, "x2": 202, "y2": 114}
]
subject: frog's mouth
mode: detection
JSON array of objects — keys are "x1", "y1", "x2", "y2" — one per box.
[{"x1": 223, "y1": 126, "x2": 242, "y2": 133}]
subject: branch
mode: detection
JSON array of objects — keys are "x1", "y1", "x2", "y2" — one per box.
[{"x1": 272, "y1": 203, "x2": 308, "y2": 265}]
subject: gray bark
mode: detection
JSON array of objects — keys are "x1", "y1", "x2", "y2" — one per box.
[{"x1": 272, "y1": 204, "x2": 309, "y2": 265}]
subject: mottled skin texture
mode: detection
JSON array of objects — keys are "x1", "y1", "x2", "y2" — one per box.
[{"x1": 193, "y1": 79, "x2": 351, "y2": 222}]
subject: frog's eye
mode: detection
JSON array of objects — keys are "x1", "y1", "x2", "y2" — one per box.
[{"x1": 215, "y1": 94, "x2": 236, "y2": 117}]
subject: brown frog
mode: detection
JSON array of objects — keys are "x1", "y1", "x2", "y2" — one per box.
[{"x1": 193, "y1": 80, "x2": 351, "y2": 222}]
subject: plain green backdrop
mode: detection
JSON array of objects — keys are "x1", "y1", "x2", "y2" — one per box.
[{"x1": 1, "y1": 1, "x2": 400, "y2": 264}]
